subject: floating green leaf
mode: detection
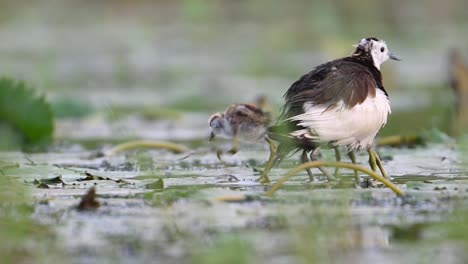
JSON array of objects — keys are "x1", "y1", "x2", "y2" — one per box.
[
  {"x1": 145, "y1": 178, "x2": 164, "y2": 190},
  {"x1": 77, "y1": 171, "x2": 113, "y2": 181},
  {"x1": 32, "y1": 176, "x2": 64, "y2": 188}
]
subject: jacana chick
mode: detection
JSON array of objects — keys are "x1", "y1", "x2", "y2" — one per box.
[{"x1": 209, "y1": 103, "x2": 271, "y2": 155}]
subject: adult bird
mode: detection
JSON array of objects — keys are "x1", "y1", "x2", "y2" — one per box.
[{"x1": 259, "y1": 37, "x2": 400, "y2": 184}]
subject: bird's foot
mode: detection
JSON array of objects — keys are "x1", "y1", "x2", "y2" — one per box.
[
  {"x1": 216, "y1": 149, "x2": 224, "y2": 161},
  {"x1": 360, "y1": 177, "x2": 385, "y2": 189},
  {"x1": 255, "y1": 173, "x2": 271, "y2": 184},
  {"x1": 227, "y1": 147, "x2": 238, "y2": 155}
]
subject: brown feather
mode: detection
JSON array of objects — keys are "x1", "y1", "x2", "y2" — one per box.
[
  {"x1": 208, "y1": 104, "x2": 271, "y2": 141},
  {"x1": 284, "y1": 59, "x2": 380, "y2": 116}
]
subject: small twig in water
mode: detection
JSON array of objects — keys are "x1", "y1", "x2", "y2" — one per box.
[{"x1": 24, "y1": 156, "x2": 37, "y2": 166}]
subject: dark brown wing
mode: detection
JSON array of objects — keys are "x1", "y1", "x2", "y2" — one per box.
[
  {"x1": 225, "y1": 104, "x2": 270, "y2": 125},
  {"x1": 281, "y1": 58, "x2": 381, "y2": 119},
  {"x1": 225, "y1": 104, "x2": 270, "y2": 136}
]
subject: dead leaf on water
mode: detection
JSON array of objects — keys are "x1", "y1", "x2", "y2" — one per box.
[
  {"x1": 31, "y1": 176, "x2": 65, "y2": 188},
  {"x1": 77, "y1": 171, "x2": 115, "y2": 182},
  {"x1": 77, "y1": 187, "x2": 100, "y2": 211}
]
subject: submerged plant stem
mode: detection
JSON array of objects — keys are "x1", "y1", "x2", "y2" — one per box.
[
  {"x1": 377, "y1": 135, "x2": 424, "y2": 147},
  {"x1": 266, "y1": 161, "x2": 405, "y2": 197},
  {"x1": 105, "y1": 140, "x2": 189, "y2": 155}
]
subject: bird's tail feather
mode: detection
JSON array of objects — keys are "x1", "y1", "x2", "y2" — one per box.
[
  {"x1": 268, "y1": 120, "x2": 317, "y2": 162},
  {"x1": 267, "y1": 122, "x2": 303, "y2": 164}
]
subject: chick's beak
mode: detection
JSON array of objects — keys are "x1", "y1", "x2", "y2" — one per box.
[
  {"x1": 208, "y1": 131, "x2": 215, "y2": 142},
  {"x1": 389, "y1": 52, "x2": 401, "y2": 61}
]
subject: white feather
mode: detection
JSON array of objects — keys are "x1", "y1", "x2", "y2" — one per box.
[{"x1": 289, "y1": 89, "x2": 391, "y2": 151}]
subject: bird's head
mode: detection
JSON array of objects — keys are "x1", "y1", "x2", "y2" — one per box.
[
  {"x1": 353, "y1": 37, "x2": 400, "y2": 69},
  {"x1": 208, "y1": 112, "x2": 225, "y2": 141}
]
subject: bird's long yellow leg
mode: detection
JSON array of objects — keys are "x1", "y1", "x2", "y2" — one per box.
[
  {"x1": 370, "y1": 148, "x2": 389, "y2": 179},
  {"x1": 347, "y1": 151, "x2": 361, "y2": 187},
  {"x1": 301, "y1": 150, "x2": 315, "y2": 181},
  {"x1": 367, "y1": 148, "x2": 377, "y2": 172},
  {"x1": 215, "y1": 137, "x2": 239, "y2": 160},
  {"x1": 257, "y1": 137, "x2": 277, "y2": 183},
  {"x1": 334, "y1": 147, "x2": 341, "y2": 177}
]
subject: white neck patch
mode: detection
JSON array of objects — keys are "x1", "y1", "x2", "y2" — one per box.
[{"x1": 369, "y1": 40, "x2": 389, "y2": 70}]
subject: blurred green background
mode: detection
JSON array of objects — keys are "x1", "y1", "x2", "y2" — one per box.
[{"x1": 1, "y1": 0, "x2": 467, "y2": 140}]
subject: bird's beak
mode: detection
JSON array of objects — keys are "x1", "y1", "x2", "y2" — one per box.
[
  {"x1": 208, "y1": 132, "x2": 215, "y2": 142},
  {"x1": 389, "y1": 52, "x2": 401, "y2": 61}
]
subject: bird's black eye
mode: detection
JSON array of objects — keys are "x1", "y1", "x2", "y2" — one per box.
[{"x1": 380, "y1": 47, "x2": 385, "y2": 52}]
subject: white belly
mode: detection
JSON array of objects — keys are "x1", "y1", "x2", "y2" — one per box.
[{"x1": 289, "y1": 89, "x2": 391, "y2": 151}]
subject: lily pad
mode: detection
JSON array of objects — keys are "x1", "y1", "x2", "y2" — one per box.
[{"x1": 145, "y1": 178, "x2": 164, "y2": 190}]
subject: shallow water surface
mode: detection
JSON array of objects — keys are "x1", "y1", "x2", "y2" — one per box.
[{"x1": 2, "y1": 131, "x2": 467, "y2": 263}]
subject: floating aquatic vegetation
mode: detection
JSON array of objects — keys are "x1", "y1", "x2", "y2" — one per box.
[
  {"x1": 104, "y1": 140, "x2": 190, "y2": 156},
  {"x1": 33, "y1": 176, "x2": 64, "y2": 188},
  {"x1": 145, "y1": 178, "x2": 164, "y2": 190},
  {"x1": 377, "y1": 128, "x2": 454, "y2": 148},
  {"x1": 266, "y1": 161, "x2": 405, "y2": 197}
]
